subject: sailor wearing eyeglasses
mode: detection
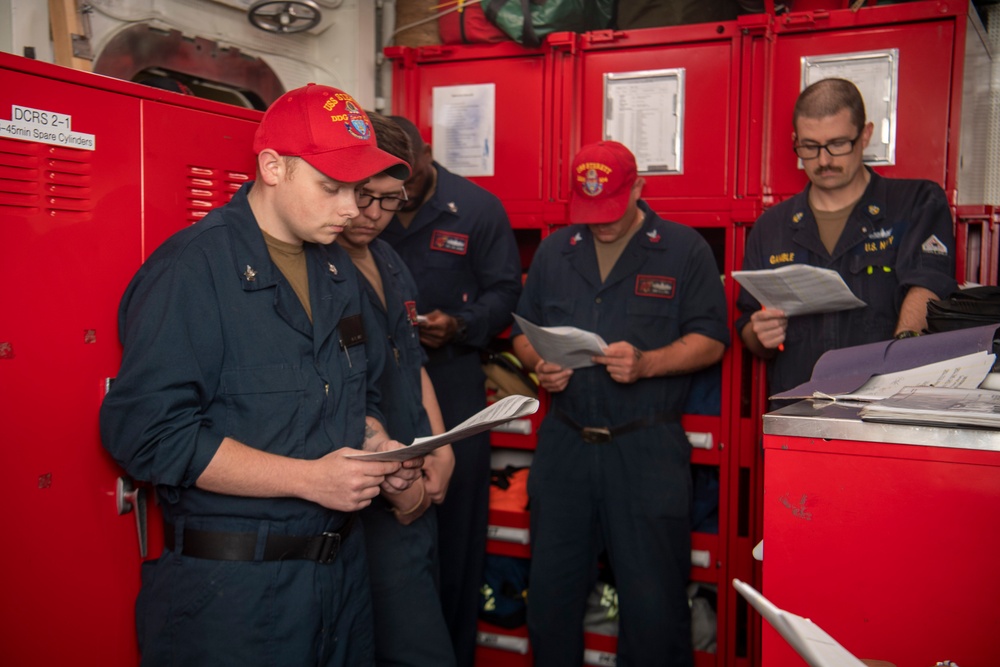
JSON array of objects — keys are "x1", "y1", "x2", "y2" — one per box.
[
  {"x1": 337, "y1": 112, "x2": 458, "y2": 667},
  {"x1": 378, "y1": 116, "x2": 522, "y2": 667},
  {"x1": 736, "y1": 77, "x2": 956, "y2": 401}
]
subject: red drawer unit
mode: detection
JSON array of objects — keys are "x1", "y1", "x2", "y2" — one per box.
[{"x1": 762, "y1": 401, "x2": 1000, "y2": 667}]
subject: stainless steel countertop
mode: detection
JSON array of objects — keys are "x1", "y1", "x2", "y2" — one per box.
[{"x1": 763, "y1": 399, "x2": 1000, "y2": 452}]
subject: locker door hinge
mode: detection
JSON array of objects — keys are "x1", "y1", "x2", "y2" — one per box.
[
  {"x1": 584, "y1": 29, "x2": 626, "y2": 45},
  {"x1": 779, "y1": 9, "x2": 831, "y2": 28}
]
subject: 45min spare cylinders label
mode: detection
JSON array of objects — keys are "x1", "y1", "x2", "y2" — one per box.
[{"x1": 0, "y1": 105, "x2": 96, "y2": 150}]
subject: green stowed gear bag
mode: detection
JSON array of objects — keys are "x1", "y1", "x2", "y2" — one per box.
[{"x1": 482, "y1": 0, "x2": 613, "y2": 47}]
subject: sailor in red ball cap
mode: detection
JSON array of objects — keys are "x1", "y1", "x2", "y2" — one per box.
[
  {"x1": 511, "y1": 141, "x2": 730, "y2": 667},
  {"x1": 100, "y1": 84, "x2": 422, "y2": 667}
]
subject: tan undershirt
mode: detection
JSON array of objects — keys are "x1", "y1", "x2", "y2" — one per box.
[
  {"x1": 811, "y1": 198, "x2": 858, "y2": 256},
  {"x1": 594, "y1": 211, "x2": 644, "y2": 282},
  {"x1": 262, "y1": 229, "x2": 311, "y2": 322},
  {"x1": 344, "y1": 244, "x2": 387, "y2": 310}
]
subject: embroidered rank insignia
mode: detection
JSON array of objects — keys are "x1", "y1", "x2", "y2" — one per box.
[
  {"x1": 868, "y1": 227, "x2": 892, "y2": 240},
  {"x1": 646, "y1": 229, "x2": 661, "y2": 243},
  {"x1": 635, "y1": 274, "x2": 676, "y2": 299},
  {"x1": 921, "y1": 234, "x2": 949, "y2": 256},
  {"x1": 792, "y1": 212, "x2": 803, "y2": 223},
  {"x1": 405, "y1": 300, "x2": 419, "y2": 326},
  {"x1": 570, "y1": 232, "x2": 583, "y2": 246},
  {"x1": 430, "y1": 230, "x2": 469, "y2": 255},
  {"x1": 244, "y1": 265, "x2": 256, "y2": 282},
  {"x1": 868, "y1": 205, "x2": 880, "y2": 216}
]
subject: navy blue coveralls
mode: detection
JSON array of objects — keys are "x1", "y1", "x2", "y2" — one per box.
[
  {"x1": 100, "y1": 184, "x2": 384, "y2": 667},
  {"x1": 358, "y1": 239, "x2": 456, "y2": 667},
  {"x1": 380, "y1": 162, "x2": 522, "y2": 666},
  {"x1": 736, "y1": 169, "x2": 957, "y2": 398},
  {"x1": 514, "y1": 203, "x2": 730, "y2": 667}
]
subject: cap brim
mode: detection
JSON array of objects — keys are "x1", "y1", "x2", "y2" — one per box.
[
  {"x1": 568, "y1": 190, "x2": 630, "y2": 224},
  {"x1": 302, "y1": 144, "x2": 411, "y2": 183}
]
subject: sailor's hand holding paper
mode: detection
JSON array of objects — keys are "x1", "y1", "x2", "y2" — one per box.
[
  {"x1": 533, "y1": 358, "x2": 574, "y2": 393},
  {"x1": 593, "y1": 341, "x2": 647, "y2": 384},
  {"x1": 748, "y1": 307, "x2": 788, "y2": 355}
]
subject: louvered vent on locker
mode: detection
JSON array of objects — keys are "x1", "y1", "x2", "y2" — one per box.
[
  {"x1": 0, "y1": 137, "x2": 93, "y2": 222},
  {"x1": 185, "y1": 165, "x2": 251, "y2": 222}
]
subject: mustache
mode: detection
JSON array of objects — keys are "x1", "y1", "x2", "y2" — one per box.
[{"x1": 815, "y1": 166, "x2": 842, "y2": 175}]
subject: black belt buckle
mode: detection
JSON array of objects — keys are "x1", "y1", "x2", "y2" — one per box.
[
  {"x1": 581, "y1": 426, "x2": 612, "y2": 444},
  {"x1": 316, "y1": 531, "x2": 342, "y2": 564}
]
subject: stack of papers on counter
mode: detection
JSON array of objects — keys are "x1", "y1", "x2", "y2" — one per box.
[
  {"x1": 772, "y1": 323, "x2": 1000, "y2": 401},
  {"x1": 858, "y1": 387, "x2": 1000, "y2": 429},
  {"x1": 814, "y1": 350, "x2": 995, "y2": 401}
]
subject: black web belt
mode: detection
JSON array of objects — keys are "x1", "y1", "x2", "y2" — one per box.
[
  {"x1": 164, "y1": 513, "x2": 356, "y2": 563},
  {"x1": 551, "y1": 409, "x2": 679, "y2": 444}
]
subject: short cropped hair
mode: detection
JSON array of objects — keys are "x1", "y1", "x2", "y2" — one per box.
[
  {"x1": 387, "y1": 115, "x2": 426, "y2": 155},
  {"x1": 368, "y1": 112, "x2": 415, "y2": 167},
  {"x1": 793, "y1": 78, "x2": 866, "y2": 134}
]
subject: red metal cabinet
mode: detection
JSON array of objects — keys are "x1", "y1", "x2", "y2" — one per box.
[
  {"x1": 388, "y1": 42, "x2": 557, "y2": 229},
  {"x1": 0, "y1": 52, "x2": 259, "y2": 666},
  {"x1": 141, "y1": 101, "x2": 257, "y2": 259},
  {"x1": 762, "y1": 402, "x2": 1000, "y2": 667},
  {"x1": 572, "y1": 22, "x2": 744, "y2": 214},
  {"x1": 761, "y1": 1, "x2": 979, "y2": 201},
  {"x1": 1, "y1": 58, "x2": 144, "y2": 667}
]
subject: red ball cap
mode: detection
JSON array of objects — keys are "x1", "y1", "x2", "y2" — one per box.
[
  {"x1": 253, "y1": 83, "x2": 410, "y2": 183},
  {"x1": 568, "y1": 141, "x2": 638, "y2": 224}
]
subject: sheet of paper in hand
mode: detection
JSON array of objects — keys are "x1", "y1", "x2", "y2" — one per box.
[
  {"x1": 512, "y1": 313, "x2": 607, "y2": 370},
  {"x1": 344, "y1": 394, "x2": 540, "y2": 462}
]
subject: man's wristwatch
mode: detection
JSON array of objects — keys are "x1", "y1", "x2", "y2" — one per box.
[
  {"x1": 453, "y1": 316, "x2": 468, "y2": 343},
  {"x1": 895, "y1": 330, "x2": 921, "y2": 339}
]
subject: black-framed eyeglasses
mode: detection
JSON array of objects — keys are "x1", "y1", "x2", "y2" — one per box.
[
  {"x1": 356, "y1": 186, "x2": 409, "y2": 212},
  {"x1": 793, "y1": 134, "x2": 861, "y2": 160}
]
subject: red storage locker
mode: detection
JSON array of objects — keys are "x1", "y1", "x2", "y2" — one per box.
[
  {"x1": 0, "y1": 54, "x2": 144, "y2": 667},
  {"x1": 571, "y1": 21, "x2": 745, "y2": 214},
  {"x1": 761, "y1": 0, "x2": 987, "y2": 203},
  {"x1": 387, "y1": 41, "x2": 558, "y2": 230},
  {"x1": 141, "y1": 101, "x2": 258, "y2": 259},
  {"x1": 0, "y1": 52, "x2": 259, "y2": 666}
]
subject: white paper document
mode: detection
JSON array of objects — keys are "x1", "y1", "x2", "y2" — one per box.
[
  {"x1": 345, "y1": 394, "x2": 540, "y2": 462},
  {"x1": 732, "y1": 579, "x2": 868, "y2": 667},
  {"x1": 732, "y1": 264, "x2": 866, "y2": 316},
  {"x1": 858, "y1": 386, "x2": 1000, "y2": 429},
  {"x1": 512, "y1": 313, "x2": 607, "y2": 370},
  {"x1": 815, "y1": 350, "x2": 997, "y2": 401}
]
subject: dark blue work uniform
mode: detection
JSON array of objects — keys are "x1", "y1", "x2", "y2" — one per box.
[
  {"x1": 380, "y1": 162, "x2": 522, "y2": 666},
  {"x1": 736, "y1": 169, "x2": 957, "y2": 398},
  {"x1": 514, "y1": 203, "x2": 730, "y2": 667},
  {"x1": 100, "y1": 184, "x2": 383, "y2": 667},
  {"x1": 357, "y1": 239, "x2": 456, "y2": 667}
]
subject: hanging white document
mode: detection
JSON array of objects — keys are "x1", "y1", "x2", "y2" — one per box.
[
  {"x1": 512, "y1": 313, "x2": 608, "y2": 370},
  {"x1": 732, "y1": 264, "x2": 866, "y2": 316}
]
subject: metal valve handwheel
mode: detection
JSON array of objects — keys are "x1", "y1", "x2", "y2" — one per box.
[{"x1": 248, "y1": 0, "x2": 322, "y2": 34}]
